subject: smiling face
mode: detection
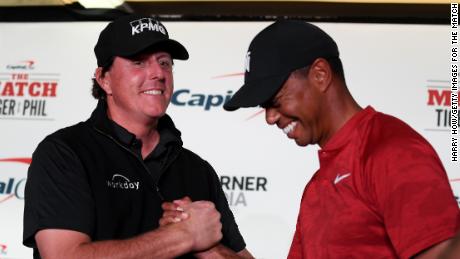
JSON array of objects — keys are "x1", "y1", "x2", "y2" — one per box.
[
  {"x1": 263, "y1": 68, "x2": 322, "y2": 147},
  {"x1": 262, "y1": 58, "x2": 335, "y2": 147},
  {"x1": 96, "y1": 51, "x2": 174, "y2": 126}
]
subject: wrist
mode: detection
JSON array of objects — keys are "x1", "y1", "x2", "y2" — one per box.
[
  {"x1": 161, "y1": 222, "x2": 195, "y2": 254},
  {"x1": 194, "y1": 246, "x2": 219, "y2": 259}
]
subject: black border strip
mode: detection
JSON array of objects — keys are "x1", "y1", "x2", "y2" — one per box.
[{"x1": 0, "y1": 2, "x2": 449, "y2": 24}]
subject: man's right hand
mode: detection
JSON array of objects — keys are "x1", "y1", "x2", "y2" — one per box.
[
  {"x1": 164, "y1": 198, "x2": 223, "y2": 252},
  {"x1": 35, "y1": 198, "x2": 223, "y2": 259},
  {"x1": 160, "y1": 198, "x2": 253, "y2": 259}
]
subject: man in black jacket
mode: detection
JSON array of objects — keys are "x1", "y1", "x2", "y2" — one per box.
[{"x1": 23, "y1": 15, "x2": 253, "y2": 259}]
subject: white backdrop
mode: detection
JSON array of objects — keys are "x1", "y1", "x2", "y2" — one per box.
[{"x1": 0, "y1": 21, "x2": 457, "y2": 259}]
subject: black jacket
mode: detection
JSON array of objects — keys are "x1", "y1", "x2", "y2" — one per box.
[{"x1": 23, "y1": 101, "x2": 245, "y2": 258}]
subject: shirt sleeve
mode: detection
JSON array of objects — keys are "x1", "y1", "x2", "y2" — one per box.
[
  {"x1": 23, "y1": 137, "x2": 95, "y2": 248},
  {"x1": 205, "y1": 161, "x2": 247, "y2": 253},
  {"x1": 370, "y1": 137, "x2": 460, "y2": 259}
]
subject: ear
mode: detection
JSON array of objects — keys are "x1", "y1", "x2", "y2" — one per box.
[
  {"x1": 94, "y1": 67, "x2": 112, "y2": 96},
  {"x1": 309, "y1": 58, "x2": 333, "y2": 92}
]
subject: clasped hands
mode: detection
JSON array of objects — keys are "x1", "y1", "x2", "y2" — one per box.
[{"x1": 160, "y1": 197, "x2": 223, "y2": 255}]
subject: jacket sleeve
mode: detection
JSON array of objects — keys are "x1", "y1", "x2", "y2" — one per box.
[
  {"x1": 205, "y1": 161, "x2": 247, "y2": 253},
  {"x1": 23, "y1": 137, "x2": 95, "y2": 248}
]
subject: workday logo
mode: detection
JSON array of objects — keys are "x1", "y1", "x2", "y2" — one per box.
[
  {"x1": 107, "y1": 174, "x2": 140, "y2": 190},
  {"x1": 130, "y1": 18, "x2": 166, "y2": 36}
]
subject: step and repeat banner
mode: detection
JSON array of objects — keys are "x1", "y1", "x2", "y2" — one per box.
[{"x1": 0, "y1": 21, "x2": 457, "y2": 259}]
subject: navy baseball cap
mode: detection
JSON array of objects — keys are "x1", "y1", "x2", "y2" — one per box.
[
  {"x1": 94, "y1": 14, "x2": 189, "y2": 67},
  {"x1": 223, "y1": 20, "x2": 339, "y2": 111}
]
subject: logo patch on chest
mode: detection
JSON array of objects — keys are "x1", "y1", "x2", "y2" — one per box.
[
  {"x1": 107, "y1": 173, "x2": 140, "y2": 190},
  {"x1": 334, "y1": 173, "x2": 351, "y2": 185}
]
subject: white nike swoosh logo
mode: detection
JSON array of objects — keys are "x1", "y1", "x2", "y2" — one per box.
[{"x1": 334, "y1": 173, "x2": 351, "y2": 184}]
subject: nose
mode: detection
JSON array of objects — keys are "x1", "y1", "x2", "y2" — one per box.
[
  {"x1": 148, "y1": 59, "x2": 166, "y2": 80},
  {"x1": 265, "y1": 107, "x2": 280, "y2": 125}
]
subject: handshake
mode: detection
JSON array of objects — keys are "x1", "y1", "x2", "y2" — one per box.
[{"x1": 160, "y1": 197, "x2": 223, "y2": 254}]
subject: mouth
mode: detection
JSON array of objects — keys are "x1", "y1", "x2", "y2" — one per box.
[
  {"x1": 142, "y1": 89, "x2": 164, "y2": 95},
  {"x1": 282, "y1": 121, "x2": 297, "y2": 135}
]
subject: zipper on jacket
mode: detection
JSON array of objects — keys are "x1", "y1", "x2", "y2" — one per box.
[{"x1": 94, "y1": 127, "x2": 165, "y2": 201}]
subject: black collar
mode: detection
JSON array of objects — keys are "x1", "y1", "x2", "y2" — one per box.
[{"x1": 87, "y1": 100, "x2": 183, "y2": 156}]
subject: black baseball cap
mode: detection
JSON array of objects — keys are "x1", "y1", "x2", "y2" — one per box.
[
  {"x1": 223, "y1": 20, "x2": 339, "y2": 111},
  {"x1": 94, "y1": 14, "x2": 189, "y2": 67}
]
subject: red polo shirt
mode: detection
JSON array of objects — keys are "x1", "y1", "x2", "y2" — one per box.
[{"x1": 288, "y1": 106, "x2": 460, "y2": 259}]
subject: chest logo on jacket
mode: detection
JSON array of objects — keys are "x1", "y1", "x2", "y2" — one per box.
[
  {"x1": 106, "y1": 173, "x2": 140, "y2": 190},
  {"x1": 334, "y1": 173, "x2": 351, "y2": 185}
]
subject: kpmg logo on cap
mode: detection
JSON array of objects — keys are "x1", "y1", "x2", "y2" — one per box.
[
  {"x1": 130, "y1": 18, "x2": 166, "y2": 36},
  {"x1": 245, "y1": 51, "x2": 251, "y2": 73}
]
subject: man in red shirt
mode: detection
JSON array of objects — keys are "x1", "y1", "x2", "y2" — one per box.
[{"x1": 224, "y1": 20, "x2": 460, "y2": 258}]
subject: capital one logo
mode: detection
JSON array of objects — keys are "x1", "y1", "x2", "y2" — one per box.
[
  {"x1": 130, "y1": 18, "x2": 166, "y2": 36},
  {"x1": 6, "y1": 60, "x2": 35, "y2": 70},
  {"x1": 0, "y1": 158, "x2": 30, "y2": 203}
]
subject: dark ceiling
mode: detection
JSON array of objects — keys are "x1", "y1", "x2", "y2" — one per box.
[{"x1": 0, "y1": 1, "x2": 450, "y2": 24}]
